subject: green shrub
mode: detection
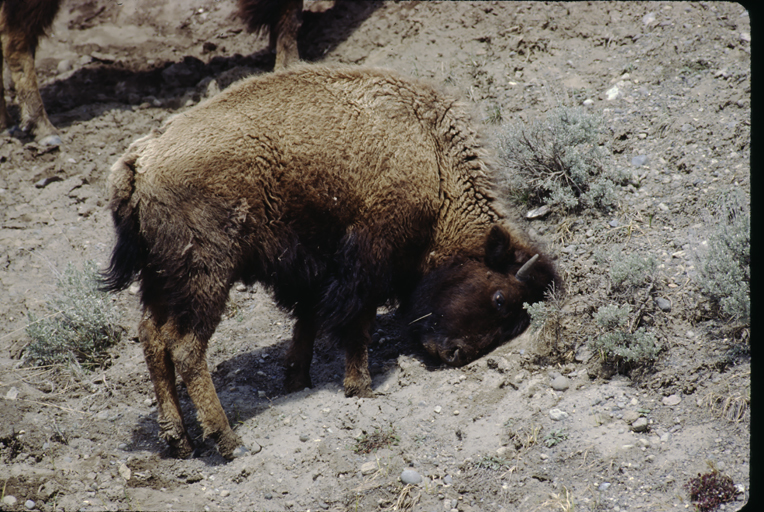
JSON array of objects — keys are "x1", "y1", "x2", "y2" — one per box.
[
  {"x1": 25, "y1": 261, "x2": 122, "y2": 368},
  {"x1": 696, "y1": 189, "x2": 750, "y2": 325},
  {"x1": 589, "y1": 304, "x2": 660, "y2": 369},
  {"x1": 609, "y1": 253, "x2": 657, "y2": 290},
  {"x1": 494, "y1": 106, "x2": 629, "y2": 211}
]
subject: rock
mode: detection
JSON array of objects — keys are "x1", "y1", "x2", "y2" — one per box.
[
  {"x1": 526, "y1": 204, "x2": 550, "y2": 219},
  {"x1": 662, "y1": 394, "x2": 681, "y2": 406},
  {"x1": 605, "y1": 85, "x2": 621, "y2": 101},
  {"x1": 2, "y1": 496, "x2": 17, "y2": 507},
  {"x1": 434, "y1": 406, "x2": 442, "y2": 414},
  {"x1": 583, "y1": 98, "x2": 594, "y2": 107},
  {"x1": 622, "y1": 410, "x2": 641, "y2": 424},
  {"x1": 642, "y1": 12, "x2": 656, "y2": 26},
  {"x1": 654, "y1": 297, "x2": 671, "y2": 311},
  {"x1": 119, "y1": 463, "x2": 131, "y2": 481},
  {"x1": 360, "y1": 461, "x2": 378, "y2": 475},
  {"x1": 5, "y1": 387, "x2": 18, "y2": 400},
  {"x1": 443, "y1": 475, "x2": 453, "y2": 485},
  {"x1": 25, "y1": 500, "x2": 36, "y2": 510},
  {"x1": 598, "y1": 482, "x2": 611, "y2": 491},
  {"x1": 631, "y1": 155, "x2": 649, "y2": 167},
  {"x1": 740, "y1": 32, "x2": 751, "y2": 42},
  {"x1": 299, "y1": 433, "x2": 310, "y2": 442},
  {"x1": 220, "y1": 490, "x2": 230, "y2": 497},
  {"x1": 549, "y1": 408, "x2": 569, "y2": 421},
  {"x1": 550, "y1": 375, "x2": 570, "y2": 391},
  {"x1": 400, "y1": 469, "x2": 422, "y2": 485},
  {"x1": 631, "y1": 417, "x2": 649, "y2": 432}
]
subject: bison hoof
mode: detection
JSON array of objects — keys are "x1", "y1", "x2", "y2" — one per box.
[
  {"x1": 168, "y1": 436, "x2": 196, "y2": 459},
  {"x1": 284, "y1": 374, "x2": 313, "y2": 393},
  {"x1": 344, "y1": 385, "x2": 375, "y2": 399}
]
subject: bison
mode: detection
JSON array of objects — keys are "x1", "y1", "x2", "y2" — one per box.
[
  {"x1": 102, "y1": 65, "x2": 559, "y2": 459},
  {"x1": 0, "y1": 0, "x2": 62, "y2": 146},
  {"x1": 0, "y1": 0, "x2": 302, "y2": 146}
]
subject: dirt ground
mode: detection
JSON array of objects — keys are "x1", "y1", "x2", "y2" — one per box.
[{"x1": 0, "y1": 1, "x2": 751, "y2": 511}]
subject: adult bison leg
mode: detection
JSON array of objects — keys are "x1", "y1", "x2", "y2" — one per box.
[
  {"x1": 284, "y1": 305, "x2": 317, "y2": 393},
  {"x1": 272, "y1": 0, "x2": 302, "y2": 70},
  {"x1": 0, "y1": 28, "x2": 60, "y2": 145},
  {"x1": 166, "y1": 321, "x2": 245, "y2": 460},
  {"x1": 342, "y1": 307, "x2": 376, "y2": 398},
  {"x1": 139, "y1": 311, "x2": 195, "y2": 459}
]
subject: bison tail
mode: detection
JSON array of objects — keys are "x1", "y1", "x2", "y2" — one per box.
[
  {"x1": 237, "y1": 0, "x2": 289, "y2": 32},
  {"x1": 99, "y1": 136, "x2": 151, "y2": 293}
]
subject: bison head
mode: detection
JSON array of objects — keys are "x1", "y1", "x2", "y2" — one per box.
[{"x1": 403, "y1": 225, "x2": 558, "y2": 366}]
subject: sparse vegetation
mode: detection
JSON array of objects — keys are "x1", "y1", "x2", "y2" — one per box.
[
  {"x1": 589, "y1": 304, "x2": 660, "y2": 370},
  {"x1": 685, "y1": 468, "x2": 738, "y2": 512},
  {"x1": 24, "y1": 261, "x2": 122, "y2": 369},
  {"x1": 695, "y1": 189, "x2": 750, "y2": 326},
  {"x1": 354, "y1": 427, "x2": 400, "y2": 454},
  {"x1": 543, "y1": 428, "x2": 568, "y2": 448},
  {"x1": 495, "y1": 106, "x2": 629, "y2": 212}
]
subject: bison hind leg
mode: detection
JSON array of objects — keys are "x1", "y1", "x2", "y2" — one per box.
[
  {"x1": 284, "y1": 304, "x2": 317, "y2": 393},
  {"x1": 339, "y1": 307, "x2": 376, "y2": 398}
]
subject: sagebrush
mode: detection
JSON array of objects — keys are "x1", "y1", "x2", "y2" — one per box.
[
  {"x1": 494, "y1": 106, "x2": 629, "y2": 211},
  {"x1": 695, "y1": 189, "x2": 750, "y2": 325},
  {"x1": 589, "y1": 304, "x2": 660, "y2": 370},
  {"x1": 25, "y1": 261, "x2": 122, "y2": 368}
]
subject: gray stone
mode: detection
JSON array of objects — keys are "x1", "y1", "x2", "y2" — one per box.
[
  {"x1": 299, "y1": 433, "x2": 310, "y2": 442},
  {"x1": 550, "y1": 375, "x2": 570, "y2": 391},
  {"x1": 361, "y1": 461, "x2": 378, "y2": 475},
  {"x1": 25, "y1": 500, "x2": 36, "y2": 510},
  {"x1": 2, "y1": 496, "x2": 17, "y2": 507},
  {"x1": 631, "y1": 417, "x2": 649, "y2": 432},
  {"x1": 622, "y1": 410, "x2": 641, "y2": 424},
  {"x1": 631, "y1": 155, "x2": 649, "y2": 167},
  {"x1": 654, "y1": 297, "x2": 671, "y2": 312},
  {"x1": 400, "y1": 469, "x2": 422, "y2": 485},
  {"x1": 549, "y1": 408, "x2": 569, "y2": 421},
  {"x1": 598, "y1": 482, "x2": 611, "y2": 491},
  {"x1": 662, "y1": 394, "x2": 681, "y2": 406}
]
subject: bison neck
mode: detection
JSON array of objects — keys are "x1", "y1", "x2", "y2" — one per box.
[{"x1": 425, "y1": 166, "x2": 504, "y2": 271}]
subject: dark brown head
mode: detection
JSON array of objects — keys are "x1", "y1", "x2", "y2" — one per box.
[{"x1": 403, "y1": 224, "x2": 558, "y2": 366}]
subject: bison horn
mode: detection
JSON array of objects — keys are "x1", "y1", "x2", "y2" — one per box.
[{"x1": 515, "y1": 254, "x2": 539, "y2": 281}]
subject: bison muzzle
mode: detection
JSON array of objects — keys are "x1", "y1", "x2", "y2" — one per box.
[{"x1": 102, "y1": 65, "x2": 558, "y2": 460}]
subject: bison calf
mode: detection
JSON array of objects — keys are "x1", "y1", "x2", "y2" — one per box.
[{"x1": 103, "y1": 65, "x2": 558, "y2": 459}]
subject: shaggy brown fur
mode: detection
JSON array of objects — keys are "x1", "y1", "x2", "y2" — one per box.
[
  {"x1": 0, "y1": 0, "x2": 62, "y2": 145},
  {"x1": 238, "y1": 0, "x2": 303, "y2": 70},
  {"x1": 102, "y1": 65, "x2": 558, "y2": 459}
]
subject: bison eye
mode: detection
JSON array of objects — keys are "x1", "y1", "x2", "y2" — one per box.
[{"x1": 492, "y1": 290, "x2": 505, "y2": 310}]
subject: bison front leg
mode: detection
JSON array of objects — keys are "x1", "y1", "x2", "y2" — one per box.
[
  {"x1": 0, "y1": 29, "x2": 60, "y2": 146},
  {"x1": 342, "y1": 308, "x2": 375, "y2": 398},
  {"x1": 284, "y1": 306, "x2": 317, "y2": 393},
  {"x1": 139, "y1": 313, "x2": 195, "y2": 458}
]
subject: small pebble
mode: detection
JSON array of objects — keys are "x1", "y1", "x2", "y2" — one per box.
[
  {"x1": 2, "y1": 496, "x2": 17, "y2": 507},
  {"x1": 550, "y1": 375, "x2": 570, "y2": 391},
  {"x1": 662, "y1": 394, "x2": 681, "y2": 406},
  {"x1": 631, "y1": 417, "x2": 649, "y2": 432},
  {"x1": 299, "y1": 433, "x2": 310, "y2": 442},
  {"x1": 25, "y1": 500, "x2": 36, "y2": 510},
  {"x1": 361, "y1": 461, "x2": 378, "y2": 475},
  {"x1": 654, "y1": 297, "x2": 671, "y2": 312},
  {"x1": 220, "y1": 490, "x2": 230, "y2": 497},
  {"x1": 434, "y1": 406, "x2": 442, "y2": 414},
  {"x1": 631, "y1": 155, "x2": 649, "y2": 167},
  {"x1": 443, "y1": 475, "x2": 453, "y2": 485},
  {"x1": 400, "y1": 469, "x2": 422, "y2": 485},
  {"x1": 599, "y1": 482, "x2": 611, "y2": 491},
  {"x1": 549, "y1": 408, "x2": 569, "y2": 421}
]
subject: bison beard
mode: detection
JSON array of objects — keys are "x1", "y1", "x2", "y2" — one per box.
[{"x1": 102, "y1": 65, "x2": 558, "y2": 460}]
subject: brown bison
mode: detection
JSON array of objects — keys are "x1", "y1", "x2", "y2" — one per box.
[
  {"x1": 0, "y1": 0, "x2": 62, "y2": 146},
  {"x1": 102, "y1": 65, "x2": 558, "y2": 459},
  {"x1": 0, "y1": 0, "x2": 301, "y2": 146}
]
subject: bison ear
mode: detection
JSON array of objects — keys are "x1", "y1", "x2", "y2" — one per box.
[{"x1": 485, "y1": 225, "x2": 513, "y2": 270}]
